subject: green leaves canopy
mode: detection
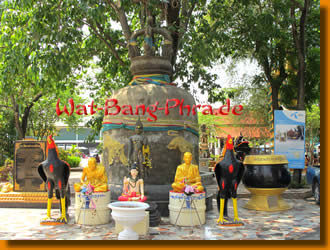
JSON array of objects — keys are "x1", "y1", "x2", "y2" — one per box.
[{"x1": 205, "y1": 0, "x2": 320, "y2": 109}]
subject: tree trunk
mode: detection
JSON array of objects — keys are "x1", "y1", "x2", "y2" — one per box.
[
  {"x1": 10, "y1": 96, "x2": 24, "y2": 140},
  {"x1": 291, "y1": 0, "x2": 310, "y2": 110},
  {"x1": 21, "y1": 92, "x2": 42, "y2": 138},
  {"x1": 10, "y1": 92, "x2": 42, "y2": 140},
  {"x1": 271, "y1": 84, "x2": 280, "y2": 111},
  {"x1": 166, "y1": 4, "x2": 180, "y2": 68},
  {"x1": 293, "y1": 169, "x2": 302, "y2": 184},
  {"x1": 296, "y1": 56, "x2": 305, "y2": 110},
  {"x1": 290, "y1": 0, "x2": 311, "y2": 182}
]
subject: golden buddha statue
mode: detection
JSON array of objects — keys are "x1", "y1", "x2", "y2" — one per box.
[
  {"x1": 118, "y1": 163, "x2": 146, "y2": 202},
  {"x1": 74, "y1": 157, "x2": 108, "y2": 192},
  {"x1": 172, "y1": 152, "x2": 204, "y2": 193}
]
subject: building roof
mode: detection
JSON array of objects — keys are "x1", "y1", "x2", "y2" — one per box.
[
  {"x1": 215, "y1": 126, "x2": 271, "y2": 138},
  {"x1": 212, "y1": 111, "x2": 272, "y2": 139}
]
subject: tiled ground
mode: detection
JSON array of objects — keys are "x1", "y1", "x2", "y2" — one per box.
[{"x1": 0, "y1": 197, "x2": 320, "y2": 240}]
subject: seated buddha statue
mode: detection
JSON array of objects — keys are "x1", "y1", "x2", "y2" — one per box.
[
  {"x1": 74, "y1": 157, "x2": 108, "y2": 192},
  {"x1": 172, "y1": 152, "x2": 204, "y2": 193},
  {"x1": 118, "y1": 163, "x2": 147, "y2": 202}
]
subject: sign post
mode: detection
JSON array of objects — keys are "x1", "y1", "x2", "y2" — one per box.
[{"x1": 274, "y1": 111, "x2": 306, "y2": 175}]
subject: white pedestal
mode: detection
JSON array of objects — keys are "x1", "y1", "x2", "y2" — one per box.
[
  {"x1": 75, "y1": 191, "x2": 111, "y2": 225},
  {"x1": 168, "y1": 192, "x2": 206, "y2": 226},
  {"x1": 115, "y1": 211, "x2": 149, "y2": 236},
  {"x1": 108, "y1": 201, "x2": 149, "y2": 240}
]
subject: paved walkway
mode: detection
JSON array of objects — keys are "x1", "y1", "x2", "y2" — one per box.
[{"x1": 0, "y1": 197, "x2": 319, "y2": 240}]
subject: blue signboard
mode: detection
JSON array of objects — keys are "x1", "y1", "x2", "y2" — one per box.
[{"x1": 274, "y1": 110, "x2": 305, "y2": 169}]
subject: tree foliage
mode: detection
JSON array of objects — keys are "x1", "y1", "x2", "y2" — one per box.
[
  {"x1": 27, "y1": 92, "x2": 85, "y2": 140},
  {"x1": 306, "y1": 104, "x2": 320, "y2": 143},
  {"x1": 0, "y1": 1, "x2": 86, "y2": 139},
  {"x1": 222, "y1": 85, "x2": 270, "y2": 126},
  {"x1": 2, "y1": 0, "x2": 231, "y2": 142},
  {"x1": 10, "y1": 0, "x2": 221, "y2": 99},
  {"x1": 206, "y1": 0, "x2": 320, "y2": 110},
  {"x1": 0, "y1": 108, "x2": 16, "y2": 165},
  {"x1": 0, "y1": 0, "x2": 320, "y2": 149},
  {"x1": 198, "y1": 112, "x2": 224, "y2": 144},
  {"x1": 305, "y1": 103, "x2": 320, "y2": 165}
]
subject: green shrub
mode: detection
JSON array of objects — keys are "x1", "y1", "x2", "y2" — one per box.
[
  {"x1": 58, "y1": 148, "x2": 69, "y2": 162},
  {"x1": 68, "y1": 145, "x2": 81, "y2": 157},
  {"x1": 0, "y1": 158, "x2": 14, "y2": 182},
  {"x1": 67, "y1": 155, "x2": 81, "y2": 168},
  {"x1": 58, "y1": 147, "x2": 81, "y2": 168}
]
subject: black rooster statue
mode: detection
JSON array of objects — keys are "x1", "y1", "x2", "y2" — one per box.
[
  {"x1": 215, "y1": 135, "x2": 244, "y2": 225},
  {"x1": 38, "y1": 135, "x2": 71, "y2": 224},
  {"x1": 216, "y1": 134, "x2": 250, "y2": 218}
]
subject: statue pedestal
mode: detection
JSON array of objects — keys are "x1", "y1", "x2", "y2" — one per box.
[
  {"x1": 115, "y1": 211, "x2": 149, "y2": 236},
  {"x1": 243, "y1": 188, "x2": 292, "y2": 211},
  {"x1": 168, "y1": 192, "x2": 206, "y2": 226},
  {"x1": 75, "y1": 191, "x2": 111, "y2": 225}
]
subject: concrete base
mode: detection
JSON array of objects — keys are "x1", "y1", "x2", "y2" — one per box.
[
  {"x1": 75, "y1": 191, "x2": 111, "y2": 225},
  {"x1": 75, "y1": 208, "x2": 110, "y2": 225},
  {"x1": 243, "y1": 188, "x2": 292, "y2": 211},
  {"x1": 169, "y1": 192, "x2": 206, "y2": 226},
  {"x1": 115, "y1": 211, "x2": 149, "y2": 236}
]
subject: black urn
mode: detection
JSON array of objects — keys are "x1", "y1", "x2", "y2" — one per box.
[{"x1": 242, "y1": 155, "x2": 291, "y2": 189}]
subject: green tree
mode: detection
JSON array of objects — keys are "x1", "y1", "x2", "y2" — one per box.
[
  {"x1": 207, "y1": 0, "x2": 320, "y2": 111},
  {"x1": 305, "y1": 104, "x2": 320, "y2": 164},
  {"x1": 27, "y1": 92, "x2": 85, "y2": 140},
  {"x1": 5, "y1": 0, "x2": 229, "y2": 142},
  {"x1": 0, "y1": 108, "x2": 16, "y2": 165},
  {"x1": 198, "y1": 112, "x2": 224, "y2": 144},
  {"x1": 213, "y1": 69, "x2": 270, "y2": 126},
  {"x1": 290, "y1": 0, "x2": 318, "y2": 110},
  {"x1": 11, "y1": 0, "x2": 223, "y2": 101},
  {"x1": 0, "y1": 1, "x2": 86, "y2": 139}
]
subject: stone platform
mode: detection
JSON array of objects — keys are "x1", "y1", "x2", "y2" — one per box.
[
  {"x1": 0, "y1": 197, "x2": 319, "y2": 240},
  {"x1": 0, "y1": 192, "x2": 60, "y2": 208}
]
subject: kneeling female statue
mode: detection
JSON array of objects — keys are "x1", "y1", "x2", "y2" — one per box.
[{"x1": 118, "y1": 163, "x2": 146, "y2": 202}]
